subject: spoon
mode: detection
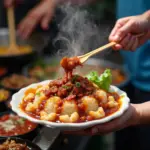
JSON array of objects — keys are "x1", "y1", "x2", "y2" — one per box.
[
  {"x1": 7, "y1": 6, "x2": 20, "y2": 54},
  {"x1": 78, "y1": 33, "x2": 145, "y2": 63}
]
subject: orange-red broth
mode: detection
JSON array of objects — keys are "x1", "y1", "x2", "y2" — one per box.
[{"x1": 20, "y1": 86, "x2": 122, "y2": 123}]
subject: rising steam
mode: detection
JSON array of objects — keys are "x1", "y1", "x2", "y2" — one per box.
[{"x1": 54, "y1": 3, "x2": 108, "y2": 58}]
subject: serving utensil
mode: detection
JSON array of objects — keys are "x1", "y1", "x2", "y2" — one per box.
[
  {"x1": 78, "y1": 33, "x2": 145, "y2": 63},
  {"x1": 7, "y1": 6, "x2": 19, "y2": 54}
]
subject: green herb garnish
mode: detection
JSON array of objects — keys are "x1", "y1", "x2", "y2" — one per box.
[
  {"x1": 71, "y1": 75, "x2": 79, "y2": 82},
  {"x1": 62, "y1": 85, "x2": 70, "y2": 89},
  {"x1": 75, "y1": 82, "x2": 81, "y2": 87},
  {"x1": 36, "y1": 92, "x2": 41, "y2": 96},
  {"x1": 86, "y1": 69, "x2": 112, "y2": 91}
]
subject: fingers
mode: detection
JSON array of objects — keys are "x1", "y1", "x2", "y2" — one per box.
[
  {"x1": 17, "y1": 0, "x2": 55, "y2": 39},
  {"x1": 112, "y1": 34, "x2": 139, "y2": 51},
  {"x1": 18, "y1": 15, "x2": 39, "y2": 39},
  {"x1": 110, "y1": 17, "x2": 130, "y2": 38},
  {"x1": 109, "y1": 17, "x2": 130, "y2": 42},
  {"x1": 41, "y1": 11, "x2": 53, "y2": 30}
]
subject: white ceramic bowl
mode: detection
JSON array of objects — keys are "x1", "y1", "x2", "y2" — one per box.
[{"x1": 11, "y1": 80, "x2": 130, "y2": 131}]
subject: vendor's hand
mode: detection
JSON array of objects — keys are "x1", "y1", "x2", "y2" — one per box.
[
  {"x1": 17, "y1": 0, "x2": 58, "y2": 39},
  {"x1": 64, "y1": 104, "x2": 140, "y2": 135},
  {"x1": 4, "y1": 0, "x2": 22, "y2": 7},
  {"x1": 109, "y1": 11, "x2": 150, "y2": 51}
]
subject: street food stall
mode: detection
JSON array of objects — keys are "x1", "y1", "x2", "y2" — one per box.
[{"x1": 0, "y1": 0, "x2": 130, "y2": 150}]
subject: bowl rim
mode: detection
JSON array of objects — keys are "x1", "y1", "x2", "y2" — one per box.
[
  {"x1": 0, "y1": 111, "x2": 38, "y2": 137},
  {"x1": 0, "y1": 137, "x2": 42, "y2": 149},
  {"x1": 11, "y1": 80, "x2": 130, "y2": 130}
]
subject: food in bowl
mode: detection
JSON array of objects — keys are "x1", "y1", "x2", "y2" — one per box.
[
  {"x1": 0, "y1": 89, "x2": 10, "y2": 102},
  {"x1": 73, "y1": 64, "x2": 126, "y2": 86},
  {"x1": 0, "y1": 113, "x2": 37, "y2": 136},
  {"x1": 0, "y1": 139, "x2": 29, "y2": 150},
  {"x1": 1, "y1": 74, "x2": 38, "y2": 90},
  {"x1": 0, "y1": 46, "x2": 32, "y2": 56},
  {"x1": 19, "y1": 57, "x2": 122, "y2": 123}
]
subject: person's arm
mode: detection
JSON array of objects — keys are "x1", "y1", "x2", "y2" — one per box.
[
  {"x1": 135, "y1": 102, "x2": 150, "y2": 125},
  {"x1": 64, "y1": 102, "x2": 150, "y2": 135},
  {"x1": 4, "y1": 0, "x2": 97, "y2": 39},
  {"x1": 109, "y1": 10, "x2": 150, "y2": 51}
]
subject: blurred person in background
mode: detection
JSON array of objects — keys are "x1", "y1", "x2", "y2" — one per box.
[{"x1": 3, "y1": 0, "x2": 96, "y2": 39}]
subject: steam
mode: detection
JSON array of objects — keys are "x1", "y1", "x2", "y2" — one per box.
[{"x1": 54, "y1": 3, "x2": 109, "y2": 58}]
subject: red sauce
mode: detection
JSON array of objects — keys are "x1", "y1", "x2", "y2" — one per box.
[
  {"x1": 0, "y1": 114, "x2": 37, "y2": 136},
  {"x1": 20, "y1": 56, "x2": 121, "y2": 123},
  {"x1": 60, "y1": 57, "x2": 81, "y2": 79}
]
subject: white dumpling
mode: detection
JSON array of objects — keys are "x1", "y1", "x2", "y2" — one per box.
[
  {"x1": 59, "y1": 112, "x2": 79, "y2": 123},
  {"x1": 44, "y1": 96, "x2": 61, "y2": 114},
  {"x1": 61, "y1": 100, "x2": 78, "y2": 116},
  {"x1": 107, "y1": 96, "x2": 118, "y2": 108},
  {"x1": 81, "y1": 96, "x2": 99, "y2": 113},
  {"x1": 89, "y1": 107, "x2": 105, "y2": 119},
  {"x1": 24, "y1": 93, "x2": 34, "y2": 101},
  {"x1": 33, "y1": 93, "x2": 46, "y2": 109},
  {"x1": 25, "y1": 102, "x2": 36, "y2": 112},
  {"x1": 36, "y1": 85, "x2": 49, "y2": 93},
  {"x1": 40, "y1": 111, "x2": 56, "y2": 121},
  {"x1": 95, "y1": 90, "x2": 108, "y2": 103}
]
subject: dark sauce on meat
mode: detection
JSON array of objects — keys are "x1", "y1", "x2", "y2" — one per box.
[
  {"x1": 60, "y1": 57, "x2": 82, "y2": 79},
  {"x1": 21, "y1": 57, "x2": 122, "y2": 123}
]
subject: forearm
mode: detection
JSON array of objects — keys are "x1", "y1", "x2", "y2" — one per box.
[{"x1": 133, "y1": 102, "x2": 150, "y2": 126}]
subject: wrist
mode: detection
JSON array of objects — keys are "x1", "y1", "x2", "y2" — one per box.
[{"x1": 130, "y1": 104, "x2": 141, "y2": 126}]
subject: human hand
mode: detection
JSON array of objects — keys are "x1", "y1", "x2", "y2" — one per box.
[
  {"x1": 17, "y1": 0, "x2": 58, "y2": 39},
  {"x1": 109, "y1": 11, "x2": 150, "y2": 51},
  {"x1": 64, "y1": 104, "x2": 140, "y2": 135}
]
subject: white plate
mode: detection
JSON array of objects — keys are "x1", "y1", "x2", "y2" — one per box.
[{"x1": 11, "y1": 80, "x2": 130, "y2": 131}]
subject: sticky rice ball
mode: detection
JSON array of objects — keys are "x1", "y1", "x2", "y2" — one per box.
[
  {"x1": 59, "y1": 112, "x2": 79, "y2": 123},
  {"x1": 95, "y1": 90, "x2": 108, "y2": 104},
  {"x1": 81, "y1": 96, "x2": 99, "y2": 113},
  {"x1": 61, "y1": 100, "x2": 78, "y2": 116},
  {"x1": 40, "y1": 111, "x2": 57, "y2": 121},
  {"x1": 89, "y1": 107, "x2": 105, "y2": 119},
  {"x1": 107, "y1": 96, "x2": 118, "y2": 108},
  {"x1": 44, "y1": 96, "x2": 61, "y2": 114}
]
